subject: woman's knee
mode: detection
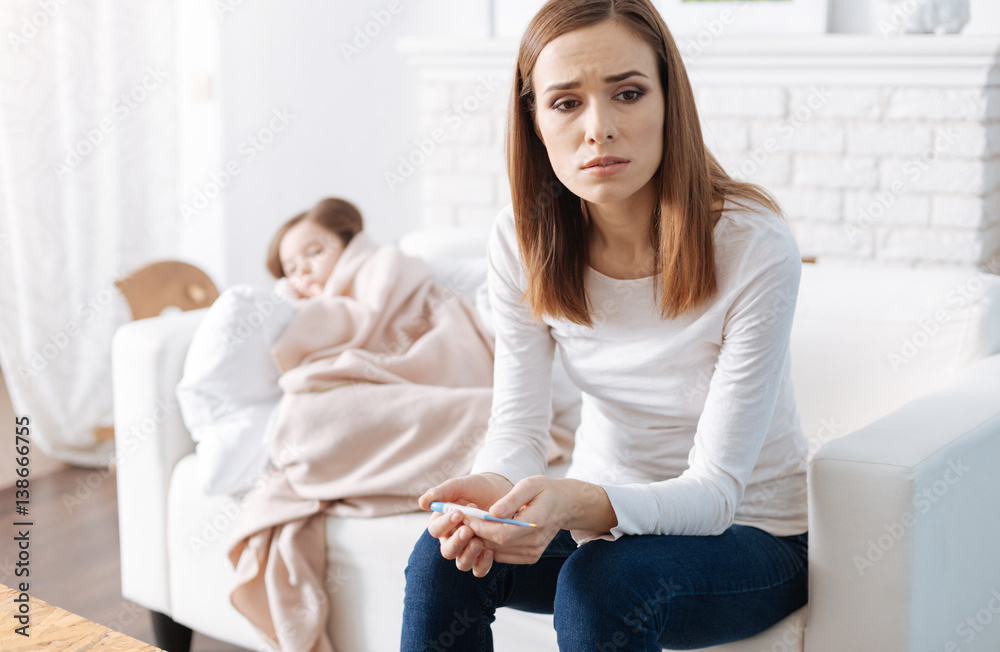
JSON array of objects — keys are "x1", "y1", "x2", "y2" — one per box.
[
  {"x1": 404, "y1": 529, "x2": 461, "y2": 597},
  {"x1": 553, "y1": 541, "x2": 666, "y2": 647}
]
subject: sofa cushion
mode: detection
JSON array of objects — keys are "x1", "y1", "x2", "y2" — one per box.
[{"x1": 790, "y1": 264, "x2": 1000, "y2": 454}]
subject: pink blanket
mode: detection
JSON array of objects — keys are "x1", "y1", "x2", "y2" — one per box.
[{"x1": 226, "y1": 232, "x2": 501, "y2": 652}]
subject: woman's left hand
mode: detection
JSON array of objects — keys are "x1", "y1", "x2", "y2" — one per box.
[
  {"x1": 465, "y1": 476, "x2": 568, "y2": 566},
  {"x1": 461, "y1": 476, "x2": 616, "y2": 574}
]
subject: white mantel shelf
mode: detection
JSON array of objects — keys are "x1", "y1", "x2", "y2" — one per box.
[{"x1": 398, "y1": 35, "x2": 1000, "y2": 87}]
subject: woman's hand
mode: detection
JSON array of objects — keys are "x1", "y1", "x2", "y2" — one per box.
[
  {"x1": 461, "y1": 475, "x2": 570, "y2": 567},
  {"x1": 468, "y1": 477, "x2": 617, "y2": 570},
  {"x1": 419, "y1": 473, "x2": 513, "y2": 577}
]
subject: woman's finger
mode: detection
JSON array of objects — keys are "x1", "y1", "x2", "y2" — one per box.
[
  {"x1": 427, "y1": 511, "x2": 463, "y2": 539},
  {"x1": 472, "y1": 548, "x2": 494, "y2": 578},
  {"x1": 489, "y1": 476, "x2": 545, "y2": 519},
  {"x1": 454, "y1": 535, "x2": 483, "y2": 572},
  {"x1": 438, "y1": 523, "x2": 474, "y2": 561}
]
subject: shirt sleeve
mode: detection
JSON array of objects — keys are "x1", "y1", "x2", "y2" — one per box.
[
  {"x1": 470, "y1": 207, "x2": 555, "y2": 484},
  {"x1": 575, "y1": 223, "x2": 802, "y2": 542}
]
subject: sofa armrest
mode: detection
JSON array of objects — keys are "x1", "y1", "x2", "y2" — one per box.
[
  {"x1": 112, "y1": 309, "x2": 206, "y2": 614},
  {"x1": 805, "y1": 353, "x2": 1000, "y2": 652}
]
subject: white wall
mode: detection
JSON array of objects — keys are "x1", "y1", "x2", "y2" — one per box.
[{"x1": 966, "y1": 0, "x2": 1000, "y2": 35}]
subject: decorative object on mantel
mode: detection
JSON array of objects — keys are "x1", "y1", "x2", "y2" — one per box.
[
  {"x1": 657, "y1": 0, "x2": 830, "y2": 37},
  {"x1": 831, "y1": 0, "x2": 969, "y2": 34},
  {"x1": 875, "y1": 0, "x2": 970, "y2": 34}
]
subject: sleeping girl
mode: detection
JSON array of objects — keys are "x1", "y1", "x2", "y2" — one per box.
[
  {"x1": 175, "y1": 197, "x2": 366, "y2": 498},
  {"x1": 265, "y1": 197, "x2": 364, "y2": 299}
]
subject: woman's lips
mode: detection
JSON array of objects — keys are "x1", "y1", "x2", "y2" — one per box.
[{"x1": 582, "y1": 158, "x2": 629, "y2": 177}]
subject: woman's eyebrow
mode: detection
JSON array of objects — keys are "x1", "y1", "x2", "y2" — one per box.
[{"x1": 543, "y1": 70, "x2": 648, "y2": 94}]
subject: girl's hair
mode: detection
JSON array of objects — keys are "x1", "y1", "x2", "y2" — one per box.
[
  {"x1": 507, "y1": 0, "x2": 784, "y2": 325},
  {"x1": 266, "y1": 197, "x2": 365, "y2": 279}
]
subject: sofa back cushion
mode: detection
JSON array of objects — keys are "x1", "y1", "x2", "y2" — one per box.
[{"x1": 790, "y1": 263, "x2": 1000, "y2": 455}]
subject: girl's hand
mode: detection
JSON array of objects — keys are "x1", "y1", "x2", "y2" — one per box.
[{"x1": 419, "y1": 473, "x2": 513, "y2": 576}]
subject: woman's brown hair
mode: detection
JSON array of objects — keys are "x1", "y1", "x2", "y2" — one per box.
[
  {"x1": 507, "y1": 0, "x2": 784, "y2": 325},
  {"x1": 266, "y1": 197, "x2": 365, "y2": 279}
]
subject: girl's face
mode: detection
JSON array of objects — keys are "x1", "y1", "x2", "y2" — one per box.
[
  {"x1": 531, "y1": 20, "x2": 664, "y2": 209},
  {"x1": 279, "y1": 220, "x2": 345, "y2": 298}
]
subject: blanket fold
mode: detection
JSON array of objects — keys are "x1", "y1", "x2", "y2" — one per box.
[{"x1": 227, "y1": 232, "x2": 499, "y2": 652}]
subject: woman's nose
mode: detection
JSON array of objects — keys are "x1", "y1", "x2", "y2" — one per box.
[{"x1": 584, "y1": 101, "x2": 617, "y2": 145}]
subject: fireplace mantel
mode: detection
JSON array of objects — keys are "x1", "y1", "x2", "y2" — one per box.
[{"x1": 399, "y1": 35, "x2": 1000, "y2": 86}]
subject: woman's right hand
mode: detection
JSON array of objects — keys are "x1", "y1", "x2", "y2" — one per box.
[{"x1": 418, "y1": 473, "x2": 513, "y2": 577}]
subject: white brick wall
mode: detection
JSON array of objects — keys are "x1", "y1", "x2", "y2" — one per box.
[{"x1": 401, "y1": 36, "x2": 1000, "y2": 269}]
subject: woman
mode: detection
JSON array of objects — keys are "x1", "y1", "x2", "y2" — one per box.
[{"x1": 402, "y1": 0, "x2": 809, "y2": 649}]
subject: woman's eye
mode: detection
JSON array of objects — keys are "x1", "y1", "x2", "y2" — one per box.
[
  {"x1": 616, "y1": 89, "x2": 643, "y2": 103},
  {"x1": 553, "y1": 99, "x2": 580, "y2": 112}
]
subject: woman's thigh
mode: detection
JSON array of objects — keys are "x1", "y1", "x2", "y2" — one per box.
[{"x1": 553, "y1": 525, "x2": 808, "y2": 651}]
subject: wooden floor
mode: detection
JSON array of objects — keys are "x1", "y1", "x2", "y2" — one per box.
[{"x1": 0, "y1": 464, "x2": 246, "y2": 651}]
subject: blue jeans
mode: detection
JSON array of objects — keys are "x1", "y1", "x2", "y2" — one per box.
[{"x1": 401, "y1": 525, "x2": 808, "y2": 652}]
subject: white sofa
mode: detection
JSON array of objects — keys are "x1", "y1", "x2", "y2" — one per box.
[{"x1": 113, "y1": 227, "x2": 1000, "y2": 652}]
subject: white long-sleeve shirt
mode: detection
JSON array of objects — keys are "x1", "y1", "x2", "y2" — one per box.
[{"x1": 470, "y1": 201, "x2": 809, "y2": 543}]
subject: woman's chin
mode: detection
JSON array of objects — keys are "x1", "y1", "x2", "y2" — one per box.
[{"x1": 572, "y1": 185, "x2": 642, "y2": 208}]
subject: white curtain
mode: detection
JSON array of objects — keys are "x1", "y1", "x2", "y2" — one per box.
[{"x1": 0, "y1": 0, "x2": 178, "y2": 465}]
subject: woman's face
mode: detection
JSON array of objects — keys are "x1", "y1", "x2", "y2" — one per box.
[
  {"x1": 531, "y1": 20, "x2": 664, "y2": 208},
  {"x1": 279, "y1": 220, "x2": 345, "y2": 298}
]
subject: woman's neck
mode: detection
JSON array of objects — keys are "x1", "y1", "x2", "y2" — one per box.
[{"x1": 585, "y1": 184, "x2": 657, "y2": 279}]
